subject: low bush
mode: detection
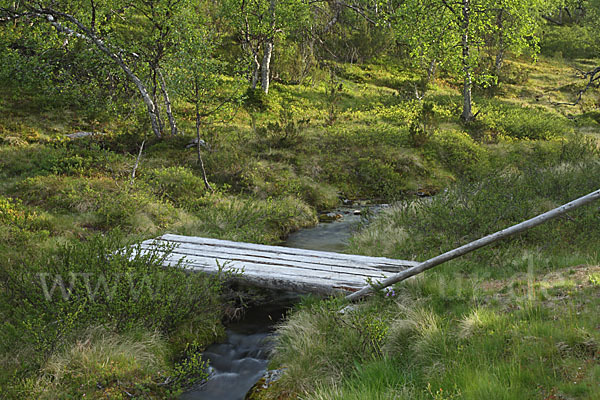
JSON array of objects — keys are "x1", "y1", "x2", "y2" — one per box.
[
  {"x1": 0, "y1": 232, "x2": 225, "y2": 364},
  {"x1": 477, "y1": 103, "x2": 573, "y2": 140},
  {"x1": 180, "y1": 194, "x2": 317, "y2": 243},
  {"x1": 13, "y1": 175, "x2": 181, "y2": 232},
  {"x1": 143, "y1": 166, "x2": 209, "y2": 209},
  {"x1": 540, "y1": 24, "x2": 598, "y2": 59},
  {"x1": 0, "y1": 142, "x2": 129, "y2": 179},
  {"x1": 425, "y1": 130, "x2": 488, "y2": 179}
]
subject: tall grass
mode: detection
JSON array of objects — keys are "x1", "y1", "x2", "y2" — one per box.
[
  {"x1": 271, "y1": 266, "x2": 600, "y2": 400},
  {"x1": 350, "y1": 157, "x2": 600, "y2": 273},
  {"x1": 27, "y1": 327, "x2": 169, "y2": 399},
  {"x1": 270, "y1": 151, "x2": 600, "y2": 400}
]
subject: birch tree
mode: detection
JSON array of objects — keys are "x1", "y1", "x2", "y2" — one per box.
[
  {"x1": 223, "y1": 0, "x2": 309, "y2": 94},
  {"x1": 0, "y1": 0, "x2": 193, "y2": 138},
  {"x1": 395, "y1": 0, "x2": 549, "y2": 121}
]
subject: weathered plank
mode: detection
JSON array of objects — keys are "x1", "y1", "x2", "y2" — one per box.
[
  {"x1": 159, "y1": 234, "x2": 418, "y2": 271},
  {"x1": 139, "y1": 234, "x2": 415, "y2": 294},
  {"x1": 139, "y1": 243, "x2": 401, "y2": 278}
]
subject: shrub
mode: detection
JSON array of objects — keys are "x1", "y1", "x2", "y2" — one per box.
[
  {"x1": 13, "y1": 175, "x2": 180, "y2": 232},
  {"x1": 0, "y1": 232, "x2": 225, "y2": 363},
  {"x1": 243, "y1": 88, "x2": 270, "y2": 113},
  {"x1": 143, "y1": 166, "x2": 208, "y2": 209},
  {"x1": 540, "y1": 25, "x2": 598, "y2": 59},
  {"x1": 255, "y1": 109, "x2": 310, "y2": 149},
  {"x1": 426, "y1": 130, "x2": 488, "y2": 178},
  {"x1": 0, "y1": 142, "x2": 128, "y2": 178},
  {"x1": 181, "y1": 194, "x2": 317, "y2": 243},
  {"x1": 355, "y1": 157, "x2": 406, "y2": 200},
  {"x1": 477, "y1": 103, "x2": 573, "y2": 140},
  {"x1": 0, "y1": 195, "x2": 52, "y2": 247},
  {"x1": 408, "y1": 101, "x2": 438, "y2": 147}
]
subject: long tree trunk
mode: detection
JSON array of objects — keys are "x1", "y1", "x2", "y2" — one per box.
[
  {"x1": 461, "y1": 0, "x2": 474, "y2": 122},
  {"x1": 261, "y1": 0, "x2": 276, "y2": 94},
  {"x1": 151, "y1": 67, "x2": 164, "y2": 135},
  {"x1": 261, "y1": 39, "x2": 273, "y2": 94},
  {"x1": 427, "y1": 59, "x2": 437, "y2": 81},
  {"x1": 251, "y1": 50, "x2": 261, "y2": 90},
  {"x1": 158, "y1": 68, "x2": 178, "y2": 136},
  {"x1": 41, "y1": 12, "x2": 162, "y2": 138},
  {"x1": 495, "y1": 48, "x2": 505, "y2": 76},
  {"x1": 495, "y1": 10, "x2": 505, "y2": 76}
]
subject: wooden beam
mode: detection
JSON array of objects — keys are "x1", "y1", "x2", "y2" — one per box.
[{"x1": 346, "y1": 189, "x2": 600, "y2": 301}]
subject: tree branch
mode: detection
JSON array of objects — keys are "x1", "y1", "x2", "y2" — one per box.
[{"x1": 553, "y1": 66, "x2": 600, "y2": 106}]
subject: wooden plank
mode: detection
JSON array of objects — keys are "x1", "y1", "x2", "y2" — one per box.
[
  {"x1": 138, "y1": 233, "x2": 413, "y2": 294},
  {"x1": 159, "y1": 234, "x2": 417, "y2": 267},
  {"x1": 147, "y1": 251, "x2": 387, "y2": 286},
  {"x1": 144, "y1": 240, "x2": 396, "y2": 273},
  {"x1": 139, "y1": 243, "x2": 395, "y2": 278},
  {"x1": 157, "y1": 234, "x2": 418, "y2": 271},
  {"x1": 144, "y1": 251, "x2": 380, "y2": 294}
]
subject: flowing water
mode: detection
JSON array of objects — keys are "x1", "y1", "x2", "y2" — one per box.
[{"x1": 180, "y1": 206, "x2": 382, "y2": 400}]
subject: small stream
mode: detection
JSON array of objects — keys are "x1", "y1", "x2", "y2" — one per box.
[{"x1": 180, "y1": 206, "x2": 383, "y2": 400}]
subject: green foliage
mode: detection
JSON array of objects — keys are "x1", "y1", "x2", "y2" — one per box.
[
  {"x1": 0, "y1": 232, "x2": 225, "y2": 359},
  {"x1": 0, "y1": 194, "x2": 53, "y2": 248},
  {"x1": 355, "y1": 157, "x2": 407, "y2": 200},
  {"x1": 255, "y1": 109, "x2": 310, "y2": 148},
  {"x1": 351, "y1": 157, "x2": 600, "y2": 265},
  {"x1": 425, "y1": 130, "x2": 488, "y2": 178},
  {"x1": 408, "y1": 102, "x2": 437, "y2": 147},
  {"x1": 476, "y1": 103, "x2": 573, "y2": 140},
  {"x1": 324, "y1": 68, "x2": 344, "y2": 126},
  {"x1": 244, "y1": 87, "x2": 271, "y2": 113},
  {"x1": 540, "y1": 24, "x2": 598, "y2": 59},
  {"x1": 171, "y1": 341, "x2": 210, "y2": 388},
  {"x1": 393, "y1": 0, "x2": 545, "y2": 118},
  {"x1": 143, "y1": 166, "x2": 208, "y2": 209},
  {"x1": 13, "y1": 175, "x2": 179, "y2": 232},
  {"x1": 180, "y1": 194, "x2": 317, "y2": 243},
  {"x1": 496, "y1": 62, "x2": 532, "y2": 85}
]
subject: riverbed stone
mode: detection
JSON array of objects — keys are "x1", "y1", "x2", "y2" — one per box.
[{"x1": 245, "y1": 368, "x2": 288, "y2": 400}]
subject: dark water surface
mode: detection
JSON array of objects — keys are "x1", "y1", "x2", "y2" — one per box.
[
  {"x1": 180, "y1": 206, "x2": 380, "y2": 400},
  {"x1": 179, "y1": 297, "x2": 296, "y2": 400}
]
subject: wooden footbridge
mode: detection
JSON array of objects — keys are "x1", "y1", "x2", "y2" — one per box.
[
  {"x1": 140, "y1": 234, "x2": 419, "y2": 294},
  {"x1": 139, "y1": 189, "x2": 600, "y2": 300}
]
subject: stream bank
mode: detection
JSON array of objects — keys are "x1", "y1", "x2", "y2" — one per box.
[{"x1": 180, "y1": 205, "x2": 385, "y2": 400}]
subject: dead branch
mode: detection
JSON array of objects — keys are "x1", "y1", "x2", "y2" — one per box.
[{"x1": 553, "y1": 66, "x2": 600, "y2": 106}]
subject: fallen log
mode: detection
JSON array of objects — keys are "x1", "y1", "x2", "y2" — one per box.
[{"x1": 346, "y1": 188, "x2": 600, "y2": 301}]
